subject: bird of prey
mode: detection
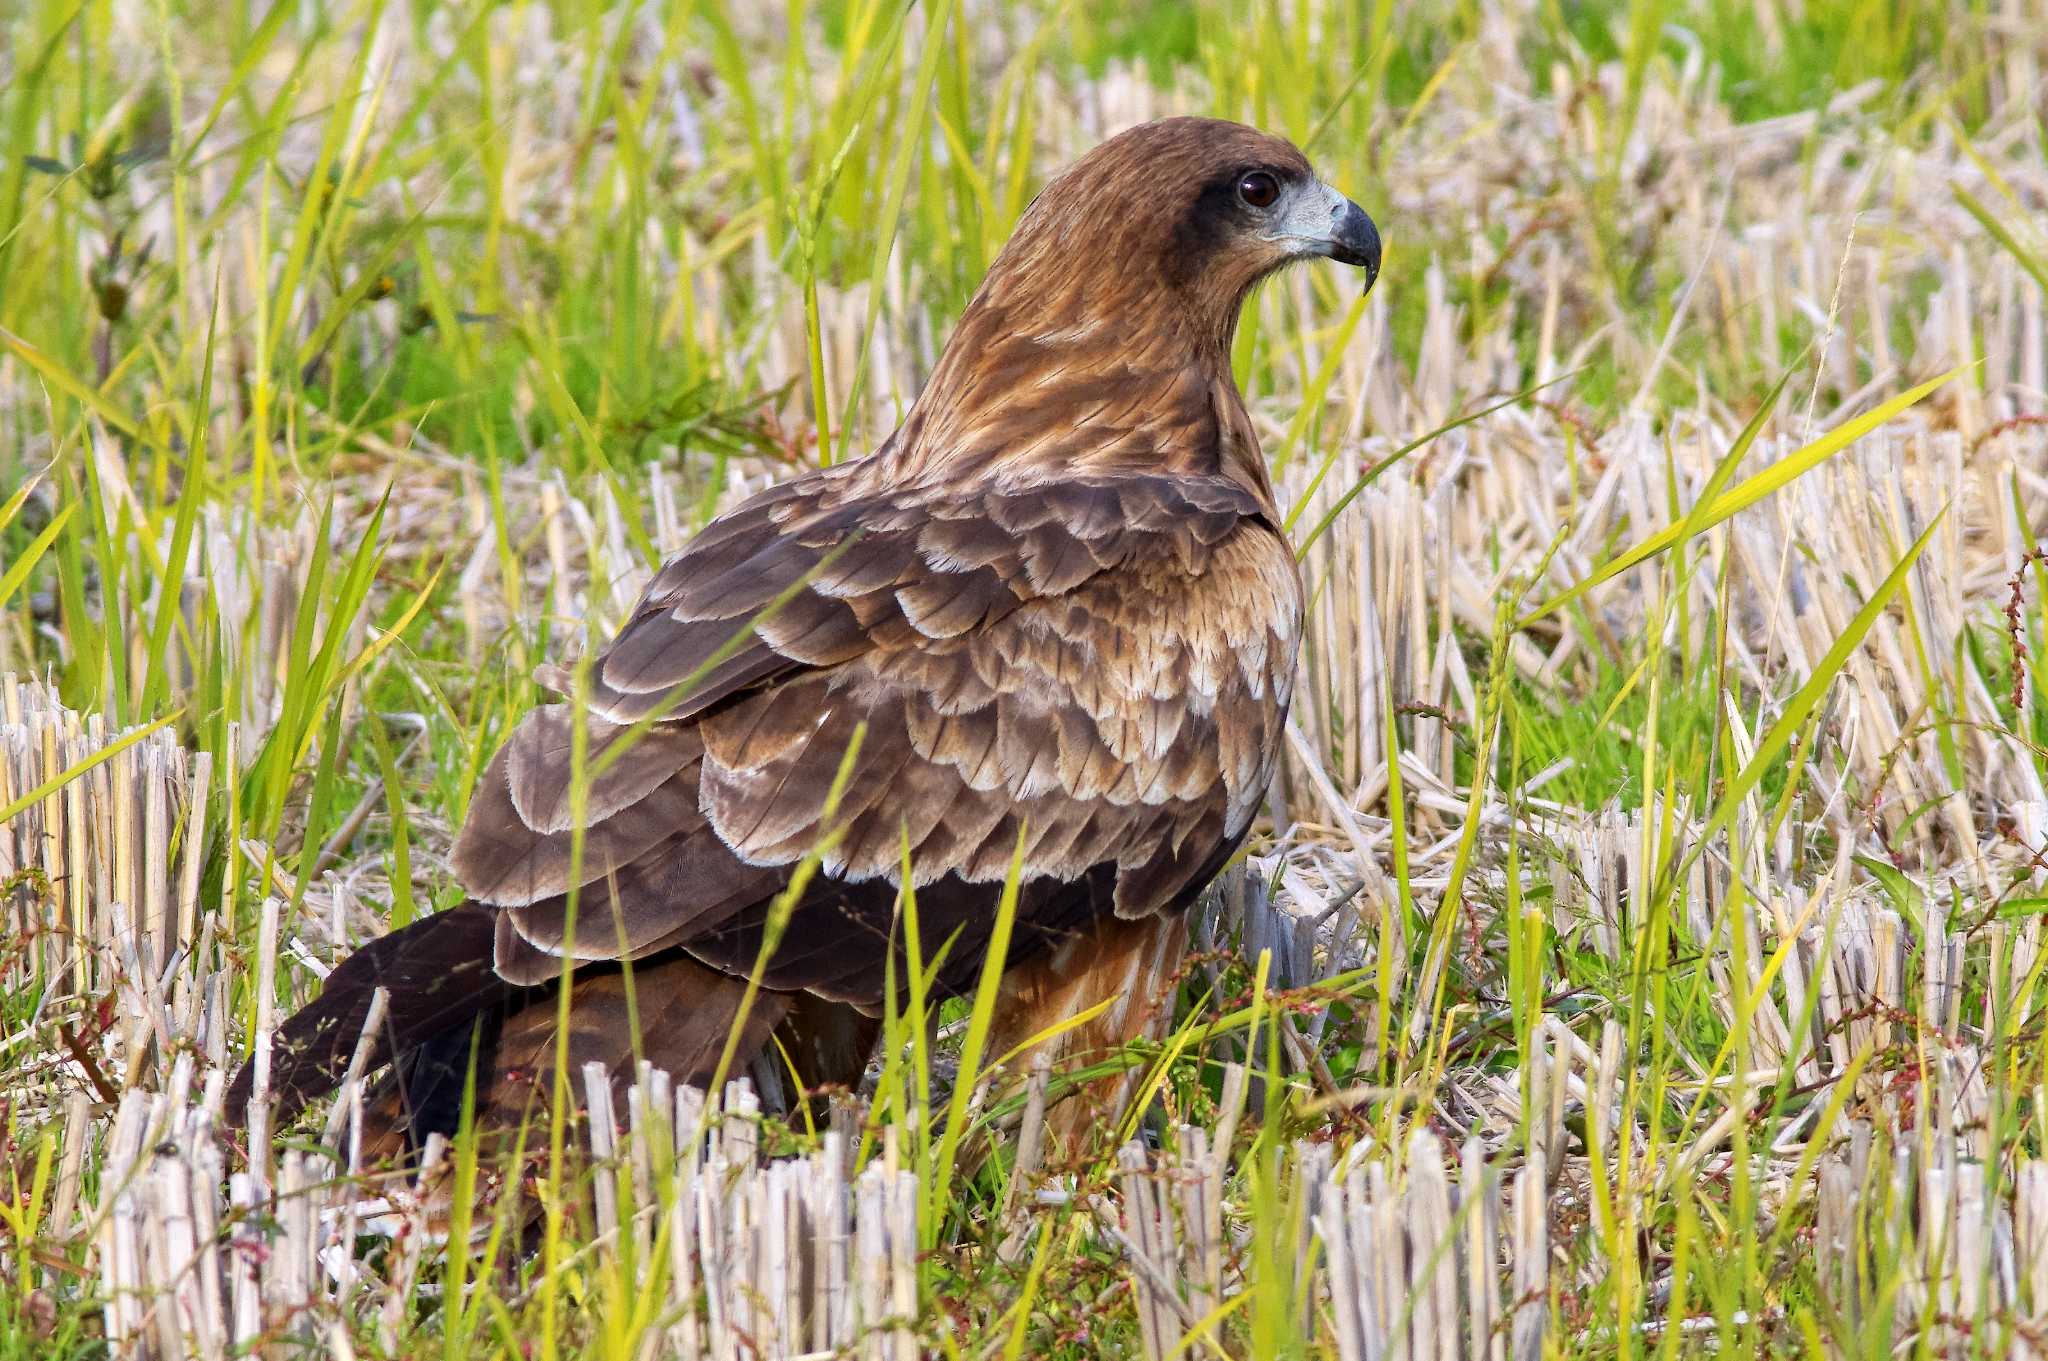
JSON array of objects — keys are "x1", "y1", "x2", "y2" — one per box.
[{"x1": 232, "y1": 116, "x2": 1381, "y2": 1157}]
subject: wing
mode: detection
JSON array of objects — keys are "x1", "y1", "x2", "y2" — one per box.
[
  {"x1": 451, "y1": 469, "x2": 1302, "y2": 1008},
  {"x1": 561, "y1": 469, "x2": 1256, "y2": 723}
]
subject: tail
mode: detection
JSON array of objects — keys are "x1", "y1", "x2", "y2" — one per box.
[
  {"x1": 227, "y1": 903, "x2": 877, "y2": 1156},
  {"x1": 227, "y1": 903, "x2": 516, "y2": 1131}
]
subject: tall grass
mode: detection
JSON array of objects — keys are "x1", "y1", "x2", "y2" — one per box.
[{"x1": 3, "y1": 0, "x2": 2047, "y2": 1357}]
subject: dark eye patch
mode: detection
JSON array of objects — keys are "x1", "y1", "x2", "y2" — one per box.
[{"x1": 1165, "y1": 163, "x2": 1297, "y2": 285}]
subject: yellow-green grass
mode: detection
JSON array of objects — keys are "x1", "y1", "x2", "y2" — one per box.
[{"x1": 3, "y1": 0, "x2": 2047, "y2": 1357}]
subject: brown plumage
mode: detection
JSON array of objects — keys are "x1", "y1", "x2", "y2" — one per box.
[{"x1": 231, "y1": 116, "x2": 1380, "y2": 1156}]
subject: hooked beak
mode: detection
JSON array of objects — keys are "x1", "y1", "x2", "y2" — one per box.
[
  {"x1": 1327, "y1": 198, "x2": 1382, "y2": 287},
  {"x1": 1267, "y1": 180, "x2": 1383, "y2": 293}
]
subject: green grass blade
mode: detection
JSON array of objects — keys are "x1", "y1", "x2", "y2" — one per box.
[
  {"x1": 1290, "y1": 372, "x2": 1576, "y2": 554},
  {"x1": 1522, "y1": 366, "x2": 1962, "y2": 627},
  {"x1": 927, "y1": 822, "x2": 1026, "y2": 1245},
  {"x1": 1673, "y1": 507, "x2": 1947, "y2": 883},
  {"x1": 0, "y1": 328, "x2": 149, "y2": 445},
  {"x1": 1954, "y1": 182, "x2": 2048, "y2": 293},
  {"x1": 0, "y1": 709, "x2": 181, "y2": 826},
  {"x1": 0, "y1": 500, "x2": 73, "y2": 615}
]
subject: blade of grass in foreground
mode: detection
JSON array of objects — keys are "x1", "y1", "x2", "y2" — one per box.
[
  {"x1": 0, "y1": 710, "x2": 182, "y2": 826},
  {"x1": 1587, "y1": 371, "x2": 1793, "y2": 731},
  {"x1": 0, "y1": 500, "x2": 72, "y2": 615},
  {"x1": 0, "y1": 466, "x2": 48, "y2": 534},
  {"x1": 925, "y1": 823, "x2": 1025, "y2": 1250},
  {"x1": 1669, "y1": 506, "x2": 1947, "y2": 889},
  {"x1": 1520, "y1": 365, "x2": 1963, "y2": 628}
]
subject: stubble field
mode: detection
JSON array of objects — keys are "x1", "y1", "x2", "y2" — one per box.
[{"x1": 3, "y1": 1, "x2": 2048, "y2": 1356}]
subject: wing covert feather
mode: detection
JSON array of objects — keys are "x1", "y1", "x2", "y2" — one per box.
[{"x1": 453, "y1": 468, "x2": 1298, "y2": 1011}]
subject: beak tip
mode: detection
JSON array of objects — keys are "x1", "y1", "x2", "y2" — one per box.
[{"x1": 1332, "y1": 199, "x2": 1382, "y2": 289}]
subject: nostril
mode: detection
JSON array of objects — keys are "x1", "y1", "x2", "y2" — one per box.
[{"x1": 1331, "y1": 199, "x2": 1382, "y2": 283}]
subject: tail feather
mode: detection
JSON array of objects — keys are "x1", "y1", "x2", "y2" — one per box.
[
  {"x1": 355, "y1": 955, "x2": 803, "y2": 1164},
  {"x1": 450, "y1": 961, "x2": 791, "y2": 1142},
  {"x1": 231, "y1": 904, "x2": 886, "y2": 1163},
  {"x1": 228, "y1": 903, "x2": 516, "y2": 1130}
]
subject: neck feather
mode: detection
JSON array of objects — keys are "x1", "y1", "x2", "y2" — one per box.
[{"x1": 879, "y1": 261, "x2": 1273, "y2": 506}]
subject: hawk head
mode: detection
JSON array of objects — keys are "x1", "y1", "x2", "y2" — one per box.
[
  {"x1": 993, "y1": 117, "x2": 1381, "y2": 347},
  {"x1": 883, "y1": 117, "x2": 1382, "y2": 490}
]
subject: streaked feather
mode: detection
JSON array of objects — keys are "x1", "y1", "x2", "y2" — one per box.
[{"x1": 233, "y1": 117, "x2": 1334, "y2": 1162}]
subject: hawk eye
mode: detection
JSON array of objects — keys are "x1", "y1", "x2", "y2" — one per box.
[{"x1": 1237, "y1": 171, "x2": 1280, "y2": 209}]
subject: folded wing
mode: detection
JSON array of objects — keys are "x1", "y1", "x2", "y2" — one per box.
[
  {"x1": 458, "y1": 471, "x2": 1300, "y2": 1004},
  {"x1": 243, "y1": 469, "x2": 1299, "y2": 1133}
]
